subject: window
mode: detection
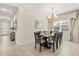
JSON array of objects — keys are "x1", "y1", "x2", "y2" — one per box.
[
  {"x1": 61, "y1": 22, "x2": 69, "y2": 31},
  {"x1": 0, "y1": 20, "x2": 10, "y2": 36},
  {"x1": 53, "y1": 20, "x2": 69, "y2": 31}
]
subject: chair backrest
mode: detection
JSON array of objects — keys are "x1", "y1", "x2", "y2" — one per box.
[
  {"x1": 34, "y1": 32, "x2": 41, "y2": 43},
  {"x1": 59, "y1": 32, "x2": 63, "y2": 40},
  {"x1": 60, "y1": 32, "x2": 63, "y2": 40},
  {"x1": 53, "y1": 32, "x2": 59, "y2": 42}
]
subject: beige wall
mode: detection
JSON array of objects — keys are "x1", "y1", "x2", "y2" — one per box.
[
  {"x1": 56, "y1": 11, "x2": 79, "y2": 42},
  {"x1": 56, "y1": 11, "x2": 76, "y2": 20},
  {"x1": 15, "y1": 6, "x2": 49, "y2": 45},
  {"x1": 15, "y1": 4, "x2": 79, "y2": 45}
]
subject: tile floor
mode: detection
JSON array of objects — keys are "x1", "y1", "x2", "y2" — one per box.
[{"x1": 0, "y1": 36, "x2": 79, "y2": 56}]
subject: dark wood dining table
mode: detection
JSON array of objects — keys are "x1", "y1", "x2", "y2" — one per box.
[{"x1": 40, "y1": 33, "x2": 54, "y2": 49}]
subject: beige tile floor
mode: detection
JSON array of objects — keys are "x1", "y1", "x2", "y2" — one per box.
[{"x1": 0, "y1": 37, "x2": 79, "y2": 56}]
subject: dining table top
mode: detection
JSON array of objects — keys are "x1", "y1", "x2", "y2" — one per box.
[{"x1": 40, "y1": 33, "x2": 54, "y2": 38}]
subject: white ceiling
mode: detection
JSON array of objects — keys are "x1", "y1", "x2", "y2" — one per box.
[
  {"x1": 0, "y1": 3, "x2": 79, "y2": 17},
  {"x1": 5, "y1": 3, "x2": 79, "y2": 14},
  {"x1": 0, "y1": 4, "x2": 18, "y2": 18}
]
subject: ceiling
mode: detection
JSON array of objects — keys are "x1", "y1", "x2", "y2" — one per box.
[
  {"x1": 0, "y1": 3, "x2": 79, "y2": 17},
  {"x1": 5, "y1": 3, "x2": 79, "y2": 14},
  {"x1": 0, "y1": 4, "x2": 18, "y2": 19}
]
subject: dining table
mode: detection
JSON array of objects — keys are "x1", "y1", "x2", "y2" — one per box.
[{"x1": 40, "y1": 33, "x2": 54, "y2": 49}]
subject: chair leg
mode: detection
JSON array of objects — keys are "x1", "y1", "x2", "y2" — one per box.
[
  {"x1": 59, "y1": 39, "x2": 61, "y2": 46},
  {"x1": 35, "y1": 43, "x2": 36, "y2": 49},
  {"x1": 53, "y1": 43, "x2": 55, "y2": 52},
  {"x1": 39, "y1": 44, "x2": 41, "y2": 52},
  {"x1": 56, "y1": 41, "x2": 58, "y2": 49}
]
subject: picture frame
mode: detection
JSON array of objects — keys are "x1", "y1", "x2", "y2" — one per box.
[{"x1": 35, "y1": 20, "x2": 43, "y2": 29}]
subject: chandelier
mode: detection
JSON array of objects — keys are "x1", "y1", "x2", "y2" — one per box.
[{"x1": 48, "y1": 8, "x2": 57, "y2": 20}]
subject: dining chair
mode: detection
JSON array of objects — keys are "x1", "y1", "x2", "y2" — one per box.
[
  {"x1": 55, "y1": 32, "x2": 63, "y2": 49},
  {"x1": 53, "y1": 32, "x2": 59, "y2": 49},
  {"x1": 59, "y1": 32, "x2": 63, "y2": 46},
  {"x1": 34, "y1": 32, "x2": 44, "y2": 52},
  {"x1": 47, "y1": 32, "x2": 63, "y2": 52},
  {"x1": 49, "y1": 32, "x2": 59, "y2": 52},
  {"x1": 49, "y1": 36, "x2": 55, "y2": 53}
]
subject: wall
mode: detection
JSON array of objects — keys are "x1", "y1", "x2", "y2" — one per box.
[
  {"x1": 56, "y1": 11, "x2": 79, "y2": 42},
  {"x1": 15, "y1": 5, "x2": 51, "y2": 45},
  {"x1": 13, "y1": 4, "x2": 79, "y2": 44},
  {"x1": 56, "y1": 11, "x2": 76, "y2": 20}
]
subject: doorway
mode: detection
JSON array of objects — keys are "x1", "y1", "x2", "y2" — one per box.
[{"x1": 0, "y1": 4, "x2": 18, "y2": 55}]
